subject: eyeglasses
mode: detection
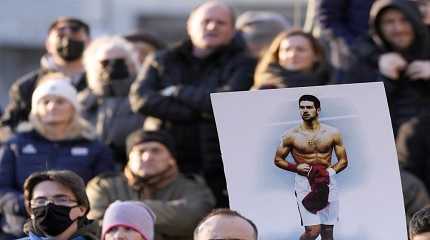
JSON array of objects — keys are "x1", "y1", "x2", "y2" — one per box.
[{"x1": 30, "y1": 195, "x2": 78, "y2": 208}]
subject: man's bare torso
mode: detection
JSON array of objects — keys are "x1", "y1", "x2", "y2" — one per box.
[{"x1": 283, "y1": 123, "x2": 339, "y2": 167}]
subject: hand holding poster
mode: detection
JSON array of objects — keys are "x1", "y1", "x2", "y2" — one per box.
[{"x1": 211, "y1": 83, "x2": 407, "y2": 239}]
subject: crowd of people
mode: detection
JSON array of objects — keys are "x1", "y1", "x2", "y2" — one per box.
[{"x1": 0, "y1": 0, "x2": 430, "y2": 239}]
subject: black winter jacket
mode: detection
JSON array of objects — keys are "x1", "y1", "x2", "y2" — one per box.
[
  {"x1": 130, "y1": 38, "x2": 256, "y2": 206},
  {"x1": 130, "y1": 38, "x2": 255, "y2": 174}
]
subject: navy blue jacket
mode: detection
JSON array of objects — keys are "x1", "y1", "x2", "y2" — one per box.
[
  {"x1": 317, "y1": 0, "x2": 374, "y2": 45},
  {"x1": 20, "y1": 232, "x2": 88, "y2": 240},
  {"x1": 0, "y1": 129, "x2": 114, "y2": 230}
]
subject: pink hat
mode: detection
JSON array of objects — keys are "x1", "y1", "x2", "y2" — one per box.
[{"x1": 102, "y1": 201, "x2": 156, "y2": 240}]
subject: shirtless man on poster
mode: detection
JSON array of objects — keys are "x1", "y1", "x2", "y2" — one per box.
[{"x1": 274, "y1": 94, "x2": 348, "y2": 240}]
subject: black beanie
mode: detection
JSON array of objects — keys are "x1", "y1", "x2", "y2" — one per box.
[{"x1": 126, "y1": 130, "x2": 176, "y2": 158}]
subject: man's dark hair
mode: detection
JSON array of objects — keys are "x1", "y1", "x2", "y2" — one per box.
[
  {"x1": 409, "y1": 207, "x2": 430, "y2": 238},
  {"x1": 299, "y1": 94, "x2": 321, "y2": 109},
  {"x1": 23, "y1": 170, "x2": 90, "y2": 214},
  {"x1": 193, "y1": 208, "x2": 258, "y2": 239},
  {"x1": 48, "y1": 17, "x2": 90, "y2": 36}
]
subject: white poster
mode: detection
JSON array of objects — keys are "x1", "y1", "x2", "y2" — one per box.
[{"x1": 211, "y1": 82, "x2": 407, "y2": 239}]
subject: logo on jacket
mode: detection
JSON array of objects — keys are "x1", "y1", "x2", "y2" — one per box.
[
  {"x1": 22, "y1": 144, "x2": 37, "y2": 154},
  {"x1": 71, "y1": 147, "x2": 89, "y2": 156}
]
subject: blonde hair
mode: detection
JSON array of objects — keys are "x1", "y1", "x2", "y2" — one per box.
[{"x1": 29, "y1": 73, "x2": 95, "y2": 140}]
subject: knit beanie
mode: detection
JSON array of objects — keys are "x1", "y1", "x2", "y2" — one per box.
[
  {"x1": 31, "y1": 79, "x2": 79, "y2": 114},
  {"x1": 126, "y1": 130, "x2": 176, "y2": 157},
  {"x1": 101, "y1": 201, "x2": 156, "y2": 240}
]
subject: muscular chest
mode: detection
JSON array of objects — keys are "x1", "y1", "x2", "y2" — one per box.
[{"x1": 292, "y1": 132, "x2": 334, "y2": 153}]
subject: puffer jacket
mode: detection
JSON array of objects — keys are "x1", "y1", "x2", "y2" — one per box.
[
  {"x1": 0, "y1": 123, "x2": 114, "y2": 236},
  {"x1": 86, "y1": 172, "x2": 215, "y2": 240},
  {"x1": 129, "y1": 36, "x2": 256, "y2": 207}
]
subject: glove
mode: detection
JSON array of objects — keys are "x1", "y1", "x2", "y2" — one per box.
[
  {"x1": 406, "y1": 60, "x2": 430, "y2": 80},
  {"x1": 378, "y1": 53, "x2": 407, "y2": 80}
]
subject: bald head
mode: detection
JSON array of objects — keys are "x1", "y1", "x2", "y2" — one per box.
[
  {"x1": 187, "y1": 1, "x2": 236, "y2": 57},
  {"x1": 194, "y1": 209, "x2": 257, "y2": 240},
  {"x1": 190, "y1": 1, "x2": 235, "y2": 23}
]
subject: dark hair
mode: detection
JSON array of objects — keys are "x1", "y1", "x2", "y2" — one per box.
[
  {"x1": 23, "y1": 170, "x2": 90, "y2": 214},
  {"x1": 299, "y1": 94, "x2": 321, "y2": 109},
  {"x1": 194, "y1": 208, "x2": 258, "y2": 239},
  {"x1": 410, "y1": 207, "x2": 430, "y2": 238},
  {"x1": 48, "y1": 17, "x2": 90, "y2": 35},
  {"x1": 123, "y1": 32, "x2": 166, "y2": 50}
]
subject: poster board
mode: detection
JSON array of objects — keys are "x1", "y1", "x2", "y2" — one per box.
[{"x1": 211, "y1": 82, "x2": 407, "y2": 239}]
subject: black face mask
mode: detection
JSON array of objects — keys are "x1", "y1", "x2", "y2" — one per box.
[
  {"x1": 56, "y1": 37, "x2": 85, "y2": 62},
  {"x1": 94, "y1": 58, "x2": 132, "y2": 97},
  {"x1": 32, "y1": 203, "x2": 76, "y2": 237},
  {"x1": 100, "y1": 58, "x2": 130, "y2": 81}
]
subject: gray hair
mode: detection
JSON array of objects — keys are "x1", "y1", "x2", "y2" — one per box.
[{"x1": 83, "y1": 36, "x2": 140, "y2": 88}]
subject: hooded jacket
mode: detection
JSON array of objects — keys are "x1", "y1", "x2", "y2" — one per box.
[
  {"x1": 129, "y1": 36, "x2": 256, "y2": 207},
  {"x1": 341, "y1": 0, "x2": 430, "y2": 135}
]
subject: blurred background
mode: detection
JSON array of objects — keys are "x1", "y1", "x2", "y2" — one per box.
[{"x1": 0, "y1": 0, "x2": 307, "y2": 106}]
